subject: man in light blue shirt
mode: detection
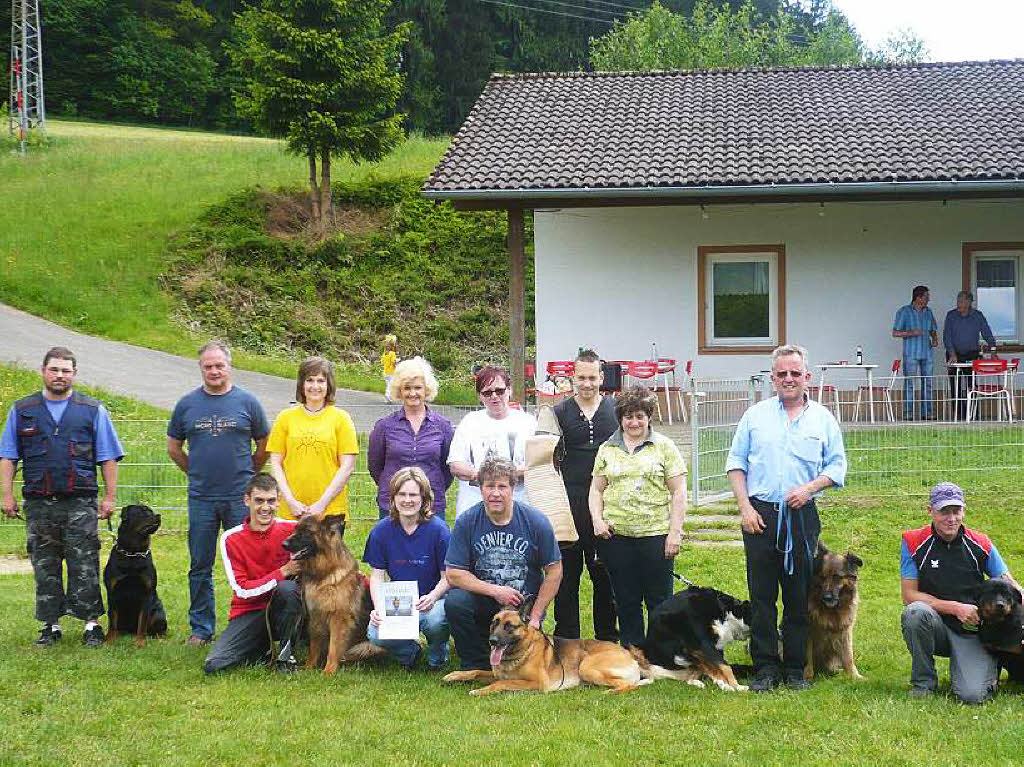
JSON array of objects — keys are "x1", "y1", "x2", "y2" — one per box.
[
  {"x1": 725, "y1": 344, "x2": 847, "y2": 692},
  {"x1": 893, "y1": 285, "x2": 939, "y2": 420}
]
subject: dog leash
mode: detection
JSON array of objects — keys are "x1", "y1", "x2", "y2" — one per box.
[
  {"x1": 671, "y1": 572, "x2": 697, "y2": 588},
  {"x1": 775, "y1": 502, "x2": 814, "y2": 577}
]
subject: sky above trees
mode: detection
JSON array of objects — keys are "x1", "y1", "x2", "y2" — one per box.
[{"x1": 832, "y1": 0, "x2": 1024, "y2": 62}]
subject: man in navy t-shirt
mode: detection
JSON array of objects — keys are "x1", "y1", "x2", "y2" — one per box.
[
  {"x1": 167, "y1": 341, "x2": 270, "y2": 645},
  {"x1": 444, "y1": 458, "x2": 561, "y2": 671}
]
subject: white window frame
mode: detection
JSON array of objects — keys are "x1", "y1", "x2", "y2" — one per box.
[
  {"x1": 970, "y1": 250, "x2": 1022, "y2": 344},
  {"x1": 703, "y1": 250, "x2": 780, "y2": 349}
]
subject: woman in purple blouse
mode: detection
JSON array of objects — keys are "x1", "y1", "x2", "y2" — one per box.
[{"x1": 368, "y1": 356, "x2": 455, "y2": 520}]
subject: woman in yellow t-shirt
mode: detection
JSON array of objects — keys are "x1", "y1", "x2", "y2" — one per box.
[{"x1": 268, "y1": 357, "x2": 359, "y2": 519}]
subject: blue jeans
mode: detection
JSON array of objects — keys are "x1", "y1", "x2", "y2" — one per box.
[
  {"x1": 367, "y1": 599, "x2": 450, "y2": 668},
  {"x1": 188, "y1": 497, "x2": 248, "y2": 640},
  {"x1": 903, "y1": 356, "x2": 934, "y2": 418}
]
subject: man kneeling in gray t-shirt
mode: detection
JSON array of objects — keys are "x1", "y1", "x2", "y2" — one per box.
[{"x1": 442, "y1": 458, "x2": 562, "y2": 671}]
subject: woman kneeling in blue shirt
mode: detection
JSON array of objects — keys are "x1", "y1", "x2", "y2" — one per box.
[{"x1": 364, "y1": 466, "x2": 451, "y2": 669}]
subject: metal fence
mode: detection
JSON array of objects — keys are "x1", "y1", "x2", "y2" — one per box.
[
  {"x1": 690, "y1": 371, "x2": 1024, "y2": 505},
  {"x1": 1, "y1": 404, "x2": 480, "y2": 535}
]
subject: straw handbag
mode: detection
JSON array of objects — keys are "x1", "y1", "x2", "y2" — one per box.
[{"x1": 524, "y1": 432, "x2": 578, "y2": 543}]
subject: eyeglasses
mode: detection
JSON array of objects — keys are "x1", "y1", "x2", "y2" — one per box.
[
  {"x1": 480, "y1": 387, "x2": 507, "y2": 398},
  {"x1": 773, "y1": 371, "x2": 806, "y2": 379}
]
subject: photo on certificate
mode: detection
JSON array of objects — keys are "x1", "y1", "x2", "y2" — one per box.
[{"x1": 379, "y1": 580, "x2": 420, "y2": 640}]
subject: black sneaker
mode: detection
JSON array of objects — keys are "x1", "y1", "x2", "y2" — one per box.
[
  {"x1": 82, "y1": 625, "x2": 105, "y2": 648},
  {"x1": 784, "y1": 671, "x2": 811, "y2": 691},
  {"x1": 35, "y1": 625, "x2": 62, "y2": 647},
  {"x1": 750, "y1": 668, "x2": 781, "y2": 693}
]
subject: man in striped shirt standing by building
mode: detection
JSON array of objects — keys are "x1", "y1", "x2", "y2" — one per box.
[{"x1": 892, "y1": 285, "x2": 939, "y2": 420}]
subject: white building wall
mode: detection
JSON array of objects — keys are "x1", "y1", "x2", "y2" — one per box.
[{"x1": 534, "y1": 199, "x2": 1024, "y2": 380}]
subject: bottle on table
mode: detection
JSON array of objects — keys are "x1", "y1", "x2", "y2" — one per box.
[{"x1": 855, "y1": 346, "x2": 863, "y2": 365}]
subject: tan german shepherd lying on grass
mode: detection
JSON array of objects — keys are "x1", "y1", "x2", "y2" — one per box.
[
  {"x1": 443, "y1": 600, "x2": 653, "y2": 695},
  {"x1": 282, "y1": 515, "x2": 386, "y2": 674}
]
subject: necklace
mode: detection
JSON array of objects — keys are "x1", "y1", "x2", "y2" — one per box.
[{"x1": 304, "y1": 403, "x2": 326, "y2": 414}]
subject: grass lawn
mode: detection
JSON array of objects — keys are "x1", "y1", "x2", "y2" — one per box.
[
  {"x1": 3, "y1": 374, "x2": 1024, "y2": 764},
  {"x1": 0, "y1": 120, "x2": 450, "y2": 393}
]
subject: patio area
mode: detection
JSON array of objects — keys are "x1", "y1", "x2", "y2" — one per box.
[{"x1": 687, "y1": 371, "x2": 1024, "y2": 505}]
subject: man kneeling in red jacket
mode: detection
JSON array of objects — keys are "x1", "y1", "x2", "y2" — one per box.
[{"x1": 204, "y1": 473, "x2": 301, "y2": 673}]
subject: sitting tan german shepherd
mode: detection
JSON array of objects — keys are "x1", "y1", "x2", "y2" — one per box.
[
  {"x1": 806, "y1": 541, "x2": 865, "y2": 680},
  {"x1": 282, "y1": 515, "x2": 386, "y2": 674},
  {"x1": 443, "y1": 600, "x2": 653, "y2": 695}
]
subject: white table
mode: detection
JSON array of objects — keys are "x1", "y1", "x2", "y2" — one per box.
[
  {"x1": 816, "y1": 363, "x2": 878, "y2": 423},
  {"x1": 947, "y1": 361, "x2": 975, "y2": 421}
]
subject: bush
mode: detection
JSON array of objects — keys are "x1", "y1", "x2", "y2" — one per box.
[{"x1": 162, "y1": 177, "x2": 535, "y2": 379}]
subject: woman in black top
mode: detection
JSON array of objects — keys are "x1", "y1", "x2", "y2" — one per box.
[{"x1": 552, "y1": 351, "x2": 619, "y2": 641}]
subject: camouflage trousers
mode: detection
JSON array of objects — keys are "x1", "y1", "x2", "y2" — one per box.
[{"x1": 24, "y1": 496, "x2": 104, "y2": 623}]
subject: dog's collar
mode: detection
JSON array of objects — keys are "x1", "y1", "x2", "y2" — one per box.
[{"x1": 114, "y1": 545, "x2": 151, "y2": 558}]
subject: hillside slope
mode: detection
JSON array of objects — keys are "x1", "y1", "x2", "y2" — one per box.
[
  {"x1": 161, "y1": 178, "x2": 535, "y2": 384},
  {"x1": 0, "y1": 120, "x2": 455, "y2": 390}
]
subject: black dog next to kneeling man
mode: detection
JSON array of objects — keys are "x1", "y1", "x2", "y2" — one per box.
[
  {"x1": 976, "y1": 578, "x2": 1024, "y2": 683},
  {"x1": 104, "y1": 504, "x2": 167, "y2": 646}
]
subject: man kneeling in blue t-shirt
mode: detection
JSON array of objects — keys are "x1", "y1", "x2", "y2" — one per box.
[{"x1": 444, "y1": 458, "x2": 562, "y2": 671}]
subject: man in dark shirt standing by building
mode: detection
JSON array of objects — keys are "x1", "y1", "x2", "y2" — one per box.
[
  {"x1": 943, "y1": 291, "x2": 997, "y2": 420},
  {"x1": 552, "y1": 349, "x2": 619, "y2": 641}
]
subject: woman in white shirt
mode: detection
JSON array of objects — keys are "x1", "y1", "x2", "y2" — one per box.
[{"x1": 447, "y1": 365, "x2": 536, "y2": 517}]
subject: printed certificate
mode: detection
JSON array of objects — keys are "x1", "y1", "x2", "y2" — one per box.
[{"x1": 379, "y1": 580, "x2": 419, "y2": 640}]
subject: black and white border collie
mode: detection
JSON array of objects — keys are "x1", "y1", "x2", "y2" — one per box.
[{"x1": 631, "y1": 586, "x2": 752, "y2": 692}]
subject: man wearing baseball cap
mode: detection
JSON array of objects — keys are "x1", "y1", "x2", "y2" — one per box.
[{"x1": 900, "y1": 482, "x2": 1021, "y2": 702}]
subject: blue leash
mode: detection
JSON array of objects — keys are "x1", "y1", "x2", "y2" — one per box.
[{"x1": 775, "y1": 501, "x2": 815, "y2": 576}]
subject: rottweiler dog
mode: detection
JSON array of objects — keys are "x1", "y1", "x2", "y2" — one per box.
[
  {"x1": 976, "y1": 578, "x2": 1024, "y2": 682},
  {"x1": 444, "y1": 599, "x2": 652, "y2": 695},
  {"x1": 104, "y1": 504, "x2": 167, "y2": 646}
]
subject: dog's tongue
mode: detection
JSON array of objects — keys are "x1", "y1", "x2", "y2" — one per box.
[{"x1": 490, "y1": 645, "x2": 505, "y2": 666}]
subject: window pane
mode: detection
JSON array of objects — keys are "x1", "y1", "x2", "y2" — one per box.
[
  {"x1": 976, "y1": 258, "x2": 1017, "y2": 338},
  {"x1": 713, "y1": 261, "x2": 769, "y2": 338}
]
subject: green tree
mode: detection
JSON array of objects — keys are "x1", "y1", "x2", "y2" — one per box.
[
  {"x1": 231, "y1": 0, "x2": 409, "y2": 230},
  {"x1": 590, "y1": 0, "x2": 921, "y2": 71}
]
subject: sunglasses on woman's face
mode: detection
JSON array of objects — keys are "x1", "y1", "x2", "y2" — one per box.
[
  {"x1": 480, "y1": 387, "x2": 507, "y2": 398},
  {"x1": 774, "y1": 371, "x2": 806, "y2": 379}
]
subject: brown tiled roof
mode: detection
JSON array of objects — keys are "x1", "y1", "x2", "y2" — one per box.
[{"x1": 423, "y1": 60, "x2": 1024, "y2": 199}]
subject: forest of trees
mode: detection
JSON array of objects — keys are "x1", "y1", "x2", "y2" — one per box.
[{"x1": 2, "y1": 0, "x2": 921, "y2": 135}]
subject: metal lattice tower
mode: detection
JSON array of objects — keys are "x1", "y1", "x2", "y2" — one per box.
[{"x1": 8, "y1": 0, "x2": 45, "y2": 152}]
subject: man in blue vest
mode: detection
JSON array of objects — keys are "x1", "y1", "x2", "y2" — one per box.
[
  {"x1": 0, "y1": 347, "x2": 125, "y2": 647},
  {"x1": 900, "y1": 482, "x2": 1021, "y2": 702}
]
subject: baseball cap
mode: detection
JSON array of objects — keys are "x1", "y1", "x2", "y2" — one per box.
[{"x1": 929, "y1": 482, "x2": 965, "y2": 510}]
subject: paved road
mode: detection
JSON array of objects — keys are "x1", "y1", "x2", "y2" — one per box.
[{"x1": 0, "y1": 301, "x2": 406, "y2": 429}]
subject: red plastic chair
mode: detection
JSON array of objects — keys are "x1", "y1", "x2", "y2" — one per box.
[
  {"x1": 626, "y1": 361, "x2": 664, "y2": 422},
  {"x1": 853, "y1": 359, "x2": 899, "y2": 422},
  {"x1": 546, "y1": 360, "x2": 575, "y2": 378},
  {"x1": 968, "y1": 358, "x2": 1013, "y2": 422}
]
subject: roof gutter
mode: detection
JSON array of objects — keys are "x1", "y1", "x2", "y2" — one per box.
[{"x1": 422, "y1": 179, "x2": 1024, "y2": 202}]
